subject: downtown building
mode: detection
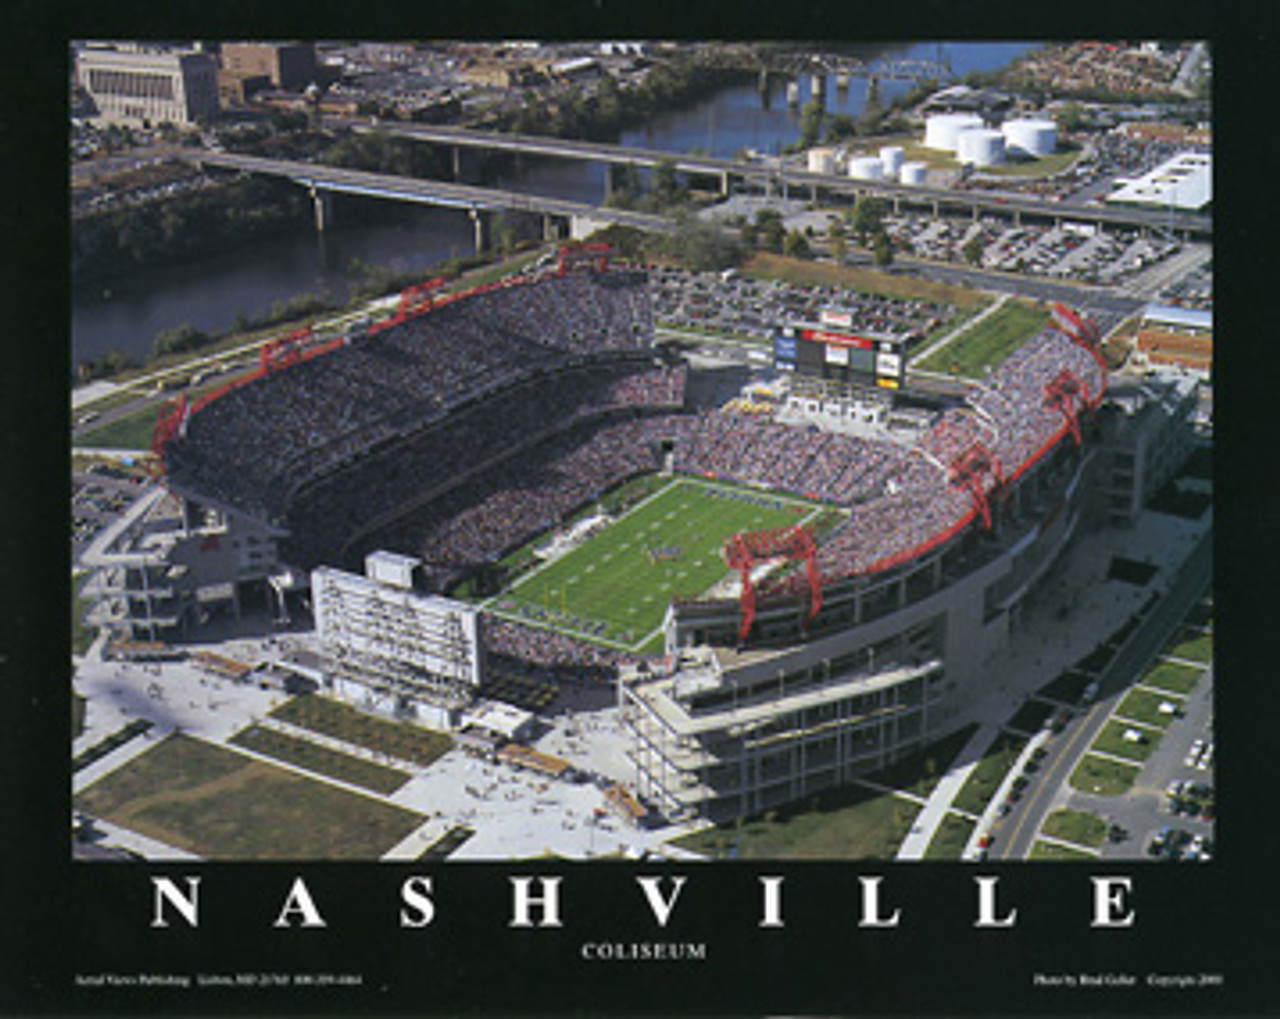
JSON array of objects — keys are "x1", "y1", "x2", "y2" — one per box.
[{"x1": 77, "y1": 43, "x2": 219, "y2": 127}]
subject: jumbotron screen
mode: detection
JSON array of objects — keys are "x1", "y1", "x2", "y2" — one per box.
[{"x1": 774, "y1": 323, "x2": 905, "y2": 388}]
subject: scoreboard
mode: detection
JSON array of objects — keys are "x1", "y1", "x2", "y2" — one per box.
[{"x1": 773, "y1": 322, "x2": 906, "y2": 389}]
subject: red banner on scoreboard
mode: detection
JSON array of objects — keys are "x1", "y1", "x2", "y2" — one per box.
[{"x1": 800, "y1": 328, "x2": 873, "y2": 349}]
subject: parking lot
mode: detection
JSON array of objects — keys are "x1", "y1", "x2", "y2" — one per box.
[
  {"x1": 884, "y1": 211, "x2": 1181, "y2": 287},
  {"x1": 649, "y1": 265, "x2": 956, "y2": 344}
]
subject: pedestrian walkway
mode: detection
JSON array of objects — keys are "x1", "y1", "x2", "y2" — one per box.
[{"x1": 895, "y1": 715, "x2": 1006, "y2": 860}]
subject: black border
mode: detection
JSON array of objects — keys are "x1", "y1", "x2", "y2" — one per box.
[{"x1": 6, "y1": 0, "x2": 1278, "y2": 1015}]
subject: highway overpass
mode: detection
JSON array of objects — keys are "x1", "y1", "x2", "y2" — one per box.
[
  {"x1": 180, "y1": 150, "x2": 676, "y2": 249},
  {"x1": 336, "y1": 120, "x2": 1211, "y2": 239}
]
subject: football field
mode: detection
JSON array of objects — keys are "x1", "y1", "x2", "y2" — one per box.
[{"x1": 486, "y1": 477, "x2": 828, "y2": 652}]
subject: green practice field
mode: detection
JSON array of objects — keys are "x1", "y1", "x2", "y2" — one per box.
[
  {"x1": 487, "y1": 477, "x2": 829, "y2": 651},
  {"x1": 915, "y1": 300, "x2": 1051, "y2": 379}
]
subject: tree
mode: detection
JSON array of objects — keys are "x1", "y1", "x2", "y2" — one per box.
[
  {"x1": 824, "y1": 113, "x2": 855, "y2": 143},
  {"x1": 1056, "y1": 102, "x2": 1087, "y2": 133},
  {"x1": 849, "y1": 195, "x2": 886, "y2": 245},
  {"x1": 872, "y1": 229, "x2": 893, "y2": 267},
  {"x1": 798, "y1": 98, "x2": 824, "y2": 150},
  {"x1": 650, "y1": 156, "x2": 684, "y2": 208},
  {"x1": 755, "y1": 208, "x2": 785, "y2": 254},
  {"x1": 963, "y1": 235, "x2": 985, "y2": 266},
  {"x1": 783, "y1": 229, "x2": 811, "y2": 260},
  {"x1": 662, "y1": 210, "x2": 742, "y2": 272},
  {"x1": 827, "y1": 218, "x2": 847, "y2": 262}
]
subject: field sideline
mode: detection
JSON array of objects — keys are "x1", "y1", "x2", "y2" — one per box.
[{"x1": 485, "y1": 476, "x2": 831, "y2": 652}]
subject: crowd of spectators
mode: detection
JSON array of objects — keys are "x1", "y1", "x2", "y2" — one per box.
[
  {"x1": 345, "y1": 322, "x2": 1101, "y2": 599},
  {"x1": 484, "y1": 616, "x2": 634, "y2": 680},
  {"x1": 284, "y1": 362, "x2": 684, "y2": 569},
  {"x1": 664, "y1": 410, "x2": 919, "y2": 506},
  {"x1": 164, "y1": 269, "x2": 656, "y2": 522}
]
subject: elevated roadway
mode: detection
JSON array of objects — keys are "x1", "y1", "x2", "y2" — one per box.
[
  {"x1": 333, "y1": 120, "x2": 1212, "y2": 239},
  {"x1": 180, "y1": 150, "x2": 677, "y2": 240}
]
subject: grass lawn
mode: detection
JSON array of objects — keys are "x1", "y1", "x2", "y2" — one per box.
[
  {"x1": 915, "y1": 300, "x2": 1051, "y2": 378},
  {"x1": 1163, "y1": 628, "x2": 1213, "y2": 663},
  {"x1": 1040, "y1": 808, "x2": 1107, "y2": 849},
  {"x1": 743, "y1": 251, "x2": 989, "y2": 309},
  {"x1": 979, "y1": 147, "x2": 1083, "y2": 179},
  {"x1": 73, "y1": 693, "x2": 86, "y2": 740},
  {"x1": 1069, "y1": 754, "x2": 1140, "y2": 796},
  {"x1": 668, "y1": 787, "x2": 920, "y2": 860},
  {"x1": 491, "y1": 477, "x2": 826, "y2": 649},
  {"x1": 73, "y1": 406, "x2": 160, "y2": 451},
  {"x1": 270, "y1": 695, "x2": 454, "y2": 767},
  {"x1": 75, "y1": 733, "x2": 424, "y2": 859},
  {"x1": 870, "y1": 724, "x2": 978, "y2": 799},
  {"x1": 72, "y1": 587, "x2": 96, "y2": 656},
  {"x1": 1115, "y1": 688, "x2": 1184, "y2": 730},
  {"x1": 924, "y1": 812, "x2": 977, "y2": 860},
  {"x1": 229, "y1": 725, "x2": 411, "y2": 795},
  {"x1": 1092, "y1": 720, "x2": 1161, "y2": 763},
  {"x1": 1141, "y1": 660, "x2": 1203, "y2": 696},
  {"x1": 952, "y1": 731, "x2": 1028, "y2": 816},
  {"x1": 1030, "y1": 840, "x2": 1095, "y2": 861}
]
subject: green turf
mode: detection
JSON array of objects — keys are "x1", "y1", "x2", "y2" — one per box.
[
  {"x1": 75, "y1": 733, "x2": 424, "y2": 859},
  {"x1": 72, "y1": 586, "x2": 96, "y2": 656},
  {"x1": 229, "y1": 724, "x2": 411, "y2": 795},
  {"x1": 1140, "y1": 660, "x2": 1204, "y2": 696},
  {"x1": 73, "y1": 694, "x2": 86, "y2": 740},
  {"x1": 490, "y1": 477, "x2": 828, "y2": 650},
  {"x1": 923, "y1": 811, "x2": 977, "y2": 860},
  {"x1": 269, "y1": 695, "x2": 454, "y2": 767},
  {"x1": 1069, "y1": 754, "x2": 1140, "y2": 796},
  {"x1": 915, "y1": 300, "x2": 1051, "y2": 378},
  {"x1": 73, "y1": 406, "x2": 160, "y2": 451},
  {"x1": 1092, "y1": 720, "x2": 1161, "y2": 763},
  {"x1": 1040, "y1": 808, "x2": 1107, "y2": 849},
  {"x1": 667, "y1": 789, "x2": 920, "y2": 860},
  {"x1": 952, "y1": 731, "x2": 1028, "y2": 816},
  {"x1": 1163, "y1": 629, "x2": 1213, "y2": 663},
  {"x1": 1115, "y1": 688, "x2": 1184, "y2": 730},
  {"x1": 1029, "y1": 840, "x2": 1095, "y2": 861}
]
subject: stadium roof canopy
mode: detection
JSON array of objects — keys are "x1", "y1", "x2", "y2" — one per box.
[
  {"x1": 1106, "y1": 151, "x2": 1212, "y2": 211},
  {"x1": 1142, "y1": 303, "x2": 1213, "y2": 332}
]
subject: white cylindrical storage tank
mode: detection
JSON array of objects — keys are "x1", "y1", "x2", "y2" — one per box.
[
  {"x1": 899, "y1": 161, "x2": 927, "y2": 185},
  {"x1": 956, "y1": 127, "x2": 1005, "y2": 166},
  {"x1": 1001, "y1": 118, "x2": 1057, "y2": 157},
  {"x1": 847, "y1": 156, "x2": 884, "y2": 180},
  {"x1": 879, "y1": 146, "x2": 904, "y2": 178},
  {"x1": 807, "y1": 147, "x2": 834, "y2": 174},
  {"x1": 924, "y1": 112, "x2": 983, "y2": 151}
]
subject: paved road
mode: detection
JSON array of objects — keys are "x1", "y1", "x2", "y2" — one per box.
[{"x1": 995, "y1": 524, "x2": 1212, "y2": 859}]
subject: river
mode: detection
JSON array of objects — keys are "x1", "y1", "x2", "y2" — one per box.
[{"x1": 70, "y1": 41, "x2": 1034, "y2": 368}]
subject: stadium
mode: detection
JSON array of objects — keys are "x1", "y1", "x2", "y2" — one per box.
[{"x1": 149, "y1": 245, "x2": 1109, "y2": 825}]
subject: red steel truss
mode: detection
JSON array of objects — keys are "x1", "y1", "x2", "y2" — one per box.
[
  {"x1": 397, "y1": 276, "x2": 448, "y2": 321},
  {"x1": 1043, "y1": 368, "x2": 1091, "y2": 446},
  {"x1": 948, "y1": 442, "x2": 1005, "y2": 531},
  {"x1": 258, "y1": 326, "x2": 313, "y2": 374},
  {"x1": 557, "y1": 242, "x2": 611, "y2": 276},
  {"x1": 148, "y1": 392, "x2": 188, "y2": 477},
  {"x1": 722, "y1": 523, "x2": 821, "y2": 644}
]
